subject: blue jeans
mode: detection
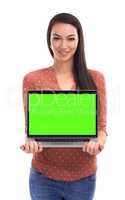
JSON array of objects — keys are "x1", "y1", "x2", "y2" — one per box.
[{"x1": 29, "y1": 167, "x2": 96, "y2": 200}]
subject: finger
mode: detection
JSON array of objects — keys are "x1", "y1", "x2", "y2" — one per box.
[
  {"x1": 98, "y1": 144, "x2": 104, "y2": 152},
  {"x1": 25, "y1": 143, "x2": 31, "y2": 153},
  {"x1": 86, "y1": 142, "x2": 99, "y2": 155},
  {"x1": 33, "y1": 141, "x2": 39, "y2": 153},
  {"x1": 85, "y1": 141, "x2": 92, "y2": 153},
  {"x1": 29, "y1": 141, "x2": 35, "y2": 153},
  {"x1": 20, "y1": 145, "x2": 25, "y2": 151},
  {"x1": 82, "y1": 142, "x2": 88, "y2": 152},
  {"x1": 86, "y1": 142, "x2": 95, "y2": 154},
  {"x1": 93, "y1": 143, "x2": 100, "y2": 155},
  {"x1": 38, "y1": 143, "x2": 43, "y2": 152}
]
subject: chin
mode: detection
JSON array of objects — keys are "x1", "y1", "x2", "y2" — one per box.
[{"x1": 57, "y1": 55, "x2": 73, "y2": 62}]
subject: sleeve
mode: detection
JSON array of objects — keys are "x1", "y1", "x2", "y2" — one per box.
[
  {"x1": 22, "y1": 74, "x2": 34, "y2": 136},
  {"x1": 97, "y1": 72, "x2": 107, "y2": 136}
]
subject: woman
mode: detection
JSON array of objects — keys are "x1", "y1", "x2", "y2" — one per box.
[{"x1": 20, "y1": 13, "x2": 107, "y2": 200}]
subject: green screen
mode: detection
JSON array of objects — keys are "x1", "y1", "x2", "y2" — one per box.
[{"x1": 28, "y1": 93, "x2": 97, "y2": 136}]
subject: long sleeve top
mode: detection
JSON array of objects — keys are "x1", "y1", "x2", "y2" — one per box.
[{"x1": 22, "y1": 66, "x2": 107, "y2": 181}]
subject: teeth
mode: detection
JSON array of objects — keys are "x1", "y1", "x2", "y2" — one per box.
[{"x1": 59, "y1": 51, "x2": 69, "y2": 55}]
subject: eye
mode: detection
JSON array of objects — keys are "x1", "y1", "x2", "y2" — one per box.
[
  {"x1": 53, "y1": 37, "x2": 60, "y2": 40},
  {"x1": 68, "y1": 38, "x2": 75, "y2": 41}
]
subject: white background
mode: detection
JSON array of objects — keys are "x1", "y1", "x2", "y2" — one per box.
[{"x1": 0, "y1": 0, "x2": 125, "y2": 199}]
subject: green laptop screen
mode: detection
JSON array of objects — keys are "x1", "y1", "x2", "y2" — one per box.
[{"x1": 27, "y1": 91, "x2": 97, "y2": 138}]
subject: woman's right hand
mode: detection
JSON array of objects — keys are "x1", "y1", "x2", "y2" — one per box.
[{"x1": 20, "y1": 140, "x2": 43, "y2": 154}]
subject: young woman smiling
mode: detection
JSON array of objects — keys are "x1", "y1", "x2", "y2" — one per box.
[{"x1": 20, "y1": 13, "x2": 107, "y2": 200}]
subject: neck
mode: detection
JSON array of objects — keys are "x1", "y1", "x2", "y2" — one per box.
[{"x1": 52, "y1": 60, "x2": 74, "y2": 75}]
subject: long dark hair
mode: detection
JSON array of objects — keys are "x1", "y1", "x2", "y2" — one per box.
[{"x1": 47, "y1": 13, "x2": 97, "y2": 90}]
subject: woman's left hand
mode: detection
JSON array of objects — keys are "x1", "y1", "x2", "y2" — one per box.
[{"x1": 82, "y1": 131, "x2": 107, "y2": 155}]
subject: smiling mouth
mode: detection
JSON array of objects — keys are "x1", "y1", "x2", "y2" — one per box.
[{"x1": 58, "y1": 51, "x2": 70, "y2": 56}]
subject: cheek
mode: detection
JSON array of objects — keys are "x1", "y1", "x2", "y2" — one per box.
[
  {"x1": 71, "y1": 40, "x2": 78, "y2": 49},
  {"x1": 71, "y1": 43, "x2": 78, "y2": 52},
  {"x1": 51, "y1": 40, "x2": 60, "y2": 50},
  {"x1": 75, "y1": 40, "x2": 79, "y2": 48}
]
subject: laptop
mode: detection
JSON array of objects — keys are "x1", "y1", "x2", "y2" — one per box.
[{"x1": 27, "y1": 90, "x2": 98, "y2": 147}]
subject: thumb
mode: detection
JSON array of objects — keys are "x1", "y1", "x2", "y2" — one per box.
[{"x1": 20, "y1": 145, "x2": 25, "y2": 151}]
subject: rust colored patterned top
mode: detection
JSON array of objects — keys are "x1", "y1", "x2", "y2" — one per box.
[{"x1": 22, "y1": 66, "x2": 107, "y2": 181}]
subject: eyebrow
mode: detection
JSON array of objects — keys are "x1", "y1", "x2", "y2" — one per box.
[{"x1": 52, "y1": 33, "x2": 76, "y2": 37}]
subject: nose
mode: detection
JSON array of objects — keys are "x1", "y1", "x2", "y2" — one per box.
[{"x1": 60, "y1": 40, "x2": 68, "y2": 49}]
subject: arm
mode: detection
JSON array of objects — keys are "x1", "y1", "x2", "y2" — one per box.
[
  {"x1": 82, "y1": 71, "x2": 107, "y2": 155},
  {"x1": 20, "y1": 74, "x2": 43, "y2": 153}
]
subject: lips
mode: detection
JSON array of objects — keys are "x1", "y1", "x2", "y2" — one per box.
[{"x1": 58, "y1": 50, "x2": 70, "y2": 56}]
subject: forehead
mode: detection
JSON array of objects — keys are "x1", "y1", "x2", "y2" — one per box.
[{"x1": 51, "y1": 23, "x2": 78, "y2": 36}]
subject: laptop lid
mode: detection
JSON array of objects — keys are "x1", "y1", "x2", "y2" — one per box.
[{"x1": 27, "y1": 90, "x2": 98, "y2": 147}]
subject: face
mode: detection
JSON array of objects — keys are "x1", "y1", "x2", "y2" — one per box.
[{"x1": 50, "y1": 23, "x2": 79, "y2": 62}]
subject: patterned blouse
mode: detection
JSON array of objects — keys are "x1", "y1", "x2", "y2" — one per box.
[{"x1": 22, "y1": 66, "x2": 107, "y2": 181}]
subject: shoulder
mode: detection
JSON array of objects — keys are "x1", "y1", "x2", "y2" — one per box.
[
  {"x1": 88, "y1": 68, "x2": 105, "y2": 84},
  {"x1": 23, "y1": 66, "x2": 52, "y2": 82},
  {"x1": 88, "y1": 68, "x2": 105, "y2": 79}
]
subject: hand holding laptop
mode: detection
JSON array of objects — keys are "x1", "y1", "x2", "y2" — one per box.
[
  {"x1": 82, "y1": 130, "x2": 106, "y2": 155},
  {"x1": 20, "y1": 130, "x2": 106, "y2": 154},
  {"x1": 20, "y1": 140, "x2": 103, "y2": 154},
  {"x1": 20, "y1": 140, "x2": 43, "y2": 153}
]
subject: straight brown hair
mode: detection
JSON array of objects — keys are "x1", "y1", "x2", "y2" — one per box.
[{"x1": 47, "y1": 13, "x2": 97, "y2": 90}]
